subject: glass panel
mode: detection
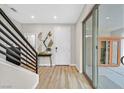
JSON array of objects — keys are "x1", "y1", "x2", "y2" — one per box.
[
  {"x1": 112, "y1": 41, "x2": 118, "y2": 64},
  {"x1": 100, "y1": 41, "x2": 110, "y2": 64},
  {"x1": 83, "y1": 7, "x2": 98, "y2": 88},
  {"x1": 98, "y1": 4, "x2": 124, "y2": 89},
  {"x1": 85, "y1": 15, "x2": 93, "y2": 80},
  {"x1": 100, "y1": 41, "x2": 107, "y2": 64}
]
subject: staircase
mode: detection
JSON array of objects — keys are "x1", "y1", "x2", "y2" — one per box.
[
  {"x1": 0, "y1": 8, "x2": 39, "y2": 88},
  {"x1": 0, "y1": 8, "x2": 38, "y2": 73}
]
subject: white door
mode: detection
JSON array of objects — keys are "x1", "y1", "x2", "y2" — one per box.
[{"x1": 54, "y1": 26, "x2": 71, "y2": 65}]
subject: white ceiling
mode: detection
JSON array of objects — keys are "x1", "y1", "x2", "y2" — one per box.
[
  {"x1": 99, "y1": 4, "x2": 124, "y2": 32},
  {"x1": 1, "y1": 4, "x2": 84, "y2": 24}
]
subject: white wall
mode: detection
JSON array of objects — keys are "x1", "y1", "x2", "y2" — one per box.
[
  {"x1": 21, "y1": 24, "x2": 76, "y2": 65},
  {"x1": 75, "y1": 4, "x2": 95, "y2": 73},
  {"x1": 71, "y1": 25, "x2": 76, "y2": 65}
]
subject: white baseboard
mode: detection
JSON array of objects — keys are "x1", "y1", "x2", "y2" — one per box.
[
  {"x1": 38, "y1": 64, "x2": 55, "y2": 66},
  {"x1": 69, "y1": 64, "x2": 82, "y2": 73},
  {"x1": 69, "y1": 64, "x2": 76, "y2": 66},
  {"x1": 75, "y1": 64, "x2": 82, "y2": 73},
  {"x1": 79, "y1": 69, "x2": 82, "y2": 73}
]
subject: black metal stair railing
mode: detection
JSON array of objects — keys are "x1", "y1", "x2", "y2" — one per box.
[{"x1": 0, "y1": 8, "x2": 38, "y2": 73}]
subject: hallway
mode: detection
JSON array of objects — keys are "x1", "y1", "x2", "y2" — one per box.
[{"x1": 37, "y1": 66, "x2": 92, "y2": 89}]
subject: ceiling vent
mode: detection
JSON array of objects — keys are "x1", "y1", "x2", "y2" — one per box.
[{"x1": 10, "y1": 8, "x2": 17, "y2": 13}]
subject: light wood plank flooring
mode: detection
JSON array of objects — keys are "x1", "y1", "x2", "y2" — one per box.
[{"x1": 37, "y1": 66, "x2": 92, "y2": 89}]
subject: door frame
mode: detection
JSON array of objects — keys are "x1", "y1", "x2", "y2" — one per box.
[{"x1": 82, "y1": 5, "x2": 99, "y2": 88}]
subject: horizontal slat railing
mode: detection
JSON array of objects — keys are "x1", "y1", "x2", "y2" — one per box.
[
  {"x1": 0, "y1": 49, "x2": 36, "y2": 71},
  {"x1": 0, "y1": 42, "x2": 36, "y2": 68},
  {"x1": 0, "y1": 8, "x2": 38, "y2": 73},
  {"x1": 0, "y1": 22, "x2": 36, "y2": 63},
  {"x1": 0, "y1": 20, "x2": 36, "y2": 60},
  {"x1": 0, "y1": 9, "x2": 36, "y2": 55}
]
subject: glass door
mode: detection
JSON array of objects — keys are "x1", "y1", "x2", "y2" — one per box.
[
  {"x1": 83, "y1": 5, "x2": 98, "y2": 88},
  {"x1": 85, "y1": 15, "x2": 93, "y2": 80}
]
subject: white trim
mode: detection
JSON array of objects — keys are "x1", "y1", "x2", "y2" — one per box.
[
  {"x1": 38, "y1": 64, "x2": 56, "y2": 67},
  {"x1": 69, "y1": 64, "x2": 77, "y2": 66},
  {"x1": 69, "y1": 64, "x2": 82, "y2": 73},
  {"x1": 76, "y1": 64, "x2": 82, "y2": 73},
  {"x1": 33, "y1": 76, "x2": 39, "y2": 89}
]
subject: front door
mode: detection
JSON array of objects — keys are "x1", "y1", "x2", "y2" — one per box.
[{"x1": 54, "y1": 26, "x2": 71, "y2": 65}]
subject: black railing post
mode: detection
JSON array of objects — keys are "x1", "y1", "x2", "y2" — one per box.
[{"x1": 36, "y1": 53, "x2": 38, "y2": 74}]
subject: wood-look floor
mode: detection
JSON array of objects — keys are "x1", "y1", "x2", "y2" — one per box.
[{"x1": 37, "y1": 66, "x2": 92, "y2": 89}]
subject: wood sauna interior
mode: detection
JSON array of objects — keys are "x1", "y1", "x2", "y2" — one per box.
[{"x1": 98, "y1": 37, "x2": 123, "y2": 67}]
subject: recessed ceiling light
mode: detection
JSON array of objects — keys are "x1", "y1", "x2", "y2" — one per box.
[
  {"x1": 31, "y1": 16, "x2": 35, "y2": 19},
  {"x1": 106, "y1": 17, "x2": 110, "y2": 20},
  {"x1": 53, "y1": 16, "x2": 57, "y2": 19}
]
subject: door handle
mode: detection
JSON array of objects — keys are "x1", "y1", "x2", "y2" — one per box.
[
  {"x1": 55, "y1": 47, "x2": 58, "y2": 52},
  {"x1": 121, "y1": 56, "x2": 124, "y2": 65},
  {"x1": 96, "y1": 46, "x2": 98, "y2": 49}
]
